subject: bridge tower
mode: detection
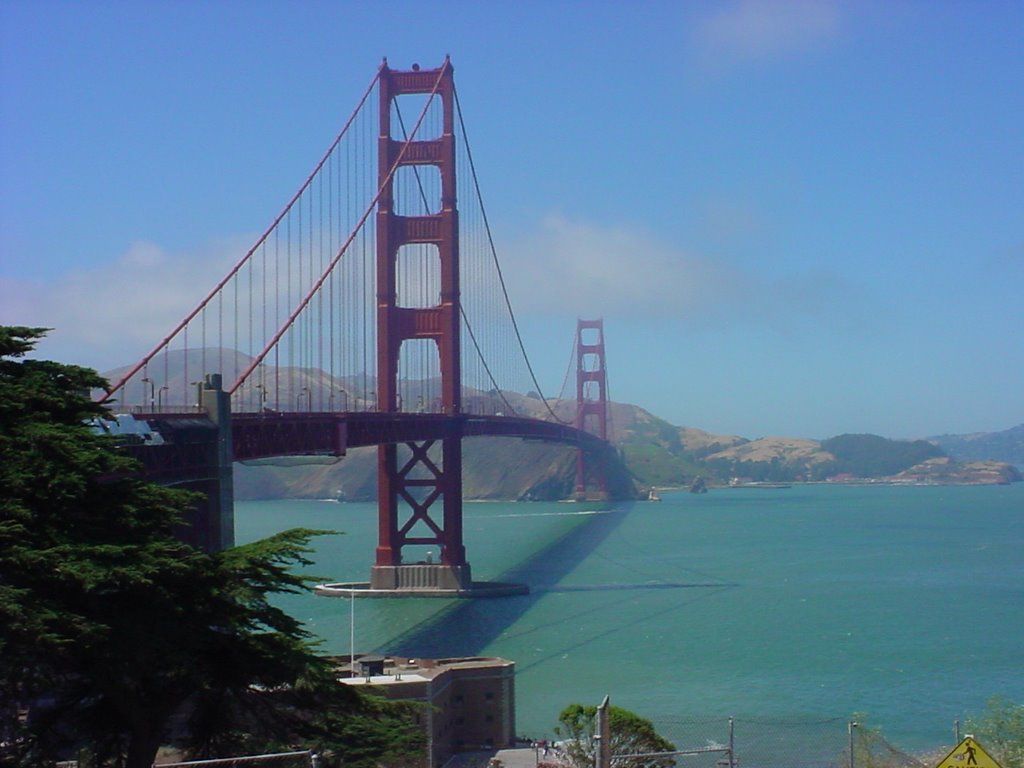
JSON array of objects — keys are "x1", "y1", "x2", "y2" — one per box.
[
  {"x1": 575, "y1": 318, "x2": 609, "y2": 500},
  {"x1": 371, "y1": 59, "x2": 470, "y2": 591}
]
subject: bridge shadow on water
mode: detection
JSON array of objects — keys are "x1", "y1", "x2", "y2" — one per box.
[{"x1": 380, "y1": 502, "x2": 738, "y2": 662}]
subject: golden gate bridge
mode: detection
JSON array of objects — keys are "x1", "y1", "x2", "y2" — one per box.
[{"x1": 100, "y1": 59, "x2": 619, "y2": 596}]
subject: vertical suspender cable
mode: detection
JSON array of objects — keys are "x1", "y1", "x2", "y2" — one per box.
[
  {"x1": 102, "y1": 69, "x2": 381, "y2": 404},
  {"x1": 183, "y1": 327, "x2": 189, "y2": 407},
  {"x1": 453, "y1": 86, "x2": 568, "y2": 424}
]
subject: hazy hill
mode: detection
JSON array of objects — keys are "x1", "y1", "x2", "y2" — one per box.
[
  {"x1": 819, "y1": 433, "x2": 944, "y2": 477},
  {"x1": 100, "y1": 351, "x2": 1019, "y2": 495},
  {"x1": 102, "y1": 348, "x2": 378, "y2": 412},
  {"x1": 235, "y1": 437, "x2": 638, "y2": 502},
  {"x1": 696, "y1": 432, "x2": 1018, "y2": 485},
  {"x1": 231, "y1": 410, "x2": 1023, "y2": 499},
  {"x1": 698, "y1": 437, "x2": 833, "y2": 482},
  {"x1": 929, "y1": 424, "x2": 1024, "y2": 470},
  {"x1": 233, "y1": 412, "x2": 1021, "y2": 501}
]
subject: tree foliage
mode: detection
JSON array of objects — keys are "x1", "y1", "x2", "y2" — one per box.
[
  {"x1": 554, "y1": 703, "x2": 675, "y2": 768},
  {"x1": 966, "y1": 696, "x2": 1024, "y2": 768},
  {"x1": 820, "y1": 434, "x2": 943, "y2": 478},
  {"x1": 0, "y1": 327, "x2": 423, "y2": 767}
]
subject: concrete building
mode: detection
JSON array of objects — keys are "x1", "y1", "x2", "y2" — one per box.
[{"x1": 337, "y1": 655, "x2": 516, "y2": 767}]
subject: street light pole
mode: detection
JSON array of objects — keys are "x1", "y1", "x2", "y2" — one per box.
[{"x1": 141, "y1": 376, "x2": 155, "y2": 412}]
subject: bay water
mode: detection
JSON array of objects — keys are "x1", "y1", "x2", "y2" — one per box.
[{"x1": 235, "y1": 483, "x2": 1023, "y2": 754}]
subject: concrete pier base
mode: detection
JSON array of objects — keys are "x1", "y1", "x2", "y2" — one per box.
[
  {"x1": 370, "y1": 563, "x2": 473, "y2": 591},
  {"x1": 315, "y1": 579, "x2": 528, "y2": 599}
]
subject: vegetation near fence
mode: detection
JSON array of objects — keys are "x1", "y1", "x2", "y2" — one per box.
[
  {"x1": 967, "y1": 697, "x2": 1024, "y2": 768},
  {"x1": 558, "y1": 704, "x2": 1024, "y2": 768},
  {"x1": 554, "y1": 704, "x2": 675, "y2": 768}
]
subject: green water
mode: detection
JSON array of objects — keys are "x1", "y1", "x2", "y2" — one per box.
[{"x1": 235, "y1": 483, "x2": 1024, "y2": 752}]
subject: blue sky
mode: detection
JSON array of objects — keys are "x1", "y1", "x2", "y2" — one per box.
[{"x1": 2, "y1": 1, "x2": 1021, "y2": 439}]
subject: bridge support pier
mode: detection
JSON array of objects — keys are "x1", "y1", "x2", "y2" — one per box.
[
  {"x1": 200, "y1": 373, "x2": 236, "y2": 551},
  {"x1": 370, "y1": 564, "x2": 472, "y2": 591},
  {"x1": 370, "y1": 432, "x2": 472, "y2": 592},
  {"x1": 131, "y1": 373, "x2": 235, "y2": 552},
  {"x1": 371, "y1": 58, "x2": 480, "y2": 594}
]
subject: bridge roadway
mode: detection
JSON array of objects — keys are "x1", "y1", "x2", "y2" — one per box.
[
  {"x1": 119, "y1": 408, "x2": 608, "y2": 554},
  {"x1": 117, "y1": 409, "x2": 607, "y2": 488},
  {"x1": 230, "y1": 410, "x2": 605, "y2": 462}
]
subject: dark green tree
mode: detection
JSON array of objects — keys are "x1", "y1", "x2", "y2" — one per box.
[
  {"x1": 0, "y1": 327, "x2": 423, "y2": 768},
  {"x1": 554, "y1": 703, "x2": 675, "y2": 768},
  {"x1": 820, "y1": 433, "x2": 943, "y2": 477}
]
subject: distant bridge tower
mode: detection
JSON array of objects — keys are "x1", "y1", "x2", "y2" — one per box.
[
  {"x1": 371, "y1": 59, "x2": 470, "y2": 591},
  {"x1": 575, "y1": 318, "x2": 609, "y2": 500}
]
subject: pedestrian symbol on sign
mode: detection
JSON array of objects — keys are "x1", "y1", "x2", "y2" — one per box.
[{"x1": 933, "y1": 736, "x2": 1003, "y2": 768}]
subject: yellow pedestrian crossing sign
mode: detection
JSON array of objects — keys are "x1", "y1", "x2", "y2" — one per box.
[{"x1": 934, "y1": 737, "x2": 1003, "y2": 768}]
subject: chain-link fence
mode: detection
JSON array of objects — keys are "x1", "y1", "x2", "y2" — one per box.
[
  {"x1": 154, "y1": 750, "x2": 315, "y2": 768},
  {"x1": 634, "y1": 717, "x2": 939, "y2": 768}
]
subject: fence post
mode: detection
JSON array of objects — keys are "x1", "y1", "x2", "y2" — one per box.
[
  {"x1": 595, "y1": 695, "x2": 611, "y2": 768},
  {"x1": 848, "y1": 721, "x2": 857, "y2": 768},
  {"x1": 728, "y1": 717, "x2": 735, "y2": 768}
]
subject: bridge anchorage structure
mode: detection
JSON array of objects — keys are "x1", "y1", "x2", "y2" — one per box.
[{"x1": 101, "y1": 58, "x2": 619, "y2": 598}]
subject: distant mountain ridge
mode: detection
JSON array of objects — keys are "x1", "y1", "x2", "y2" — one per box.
[
  {"x1": 631, "y1": 423, "x2": 1020, "y2": 487},
  {"x1": 928, "y1": 424, "x2": 1024, "y2": 470},
  {"x1": 99, "y1": 352, "x2": 1020, "y2": 496},
  {"x1": 233, "y1": 411, "x2": 1021, "y2": 502}
]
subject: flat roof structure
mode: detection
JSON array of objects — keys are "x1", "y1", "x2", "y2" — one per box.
[{"x1": 334, "y1": 655, "x2": 517, "y2": 768}]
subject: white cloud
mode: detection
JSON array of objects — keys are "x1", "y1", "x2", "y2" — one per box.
[
  {"x1": 502, "y1": 215, "x2": 741, "y2": 322},
  {"x1": 692, "y1": 0, "x2": 842, "y2": 71},
  {"x1": 0, "y1": 238, "x2": 249, "y2": 370},
  {"x1": 0, "y1": 216, "x2": 869, "y2": 373},
  {"x1": 501, "y1": 214, "x2": 863, "y2": 332}
]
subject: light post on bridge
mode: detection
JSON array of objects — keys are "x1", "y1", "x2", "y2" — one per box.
[
  {"x1": 254, "y1": 383, "x2": 267, "y2": 412},
  {"x1": 329, "y1": 386, "x2": 349, "y2": 413},
  {"x1": 141, "y1": 376, "x2": 155, "y2": 412},
  {"x1": 157, "y1": 385, "x2": 169, "y2": 411}
]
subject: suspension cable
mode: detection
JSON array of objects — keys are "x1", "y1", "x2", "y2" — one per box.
[
  {"x1": 394, "y1": 102, "x2": 519, "y2": 416},
  {"x1": 230, "y1": 65, "x2": 448, "y2": 395},
  {"x1": 453, "y1": 85, "x2": 571, "y2": 425},
  {"x1": 102, "y1": 67, "x2": 383, "y2": 403},
  {"x1": 555, "y1": 330, "x2": 579, "y2": 422}
]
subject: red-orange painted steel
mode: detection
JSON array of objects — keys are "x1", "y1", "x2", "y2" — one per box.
[
  {"x1": 575, "y1": 318, "x2": 609, "y2": 498},
  {"x1": 375, "y1": 59, "x2": 464, "y2": 568}
]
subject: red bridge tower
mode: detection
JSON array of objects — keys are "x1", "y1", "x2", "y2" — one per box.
[
  {"x1": 575, "y1": 318, "x2": 609, "y2": 500},
  {"x1": 371, "y1": 59, "x2": 469, "y2": 591}
]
